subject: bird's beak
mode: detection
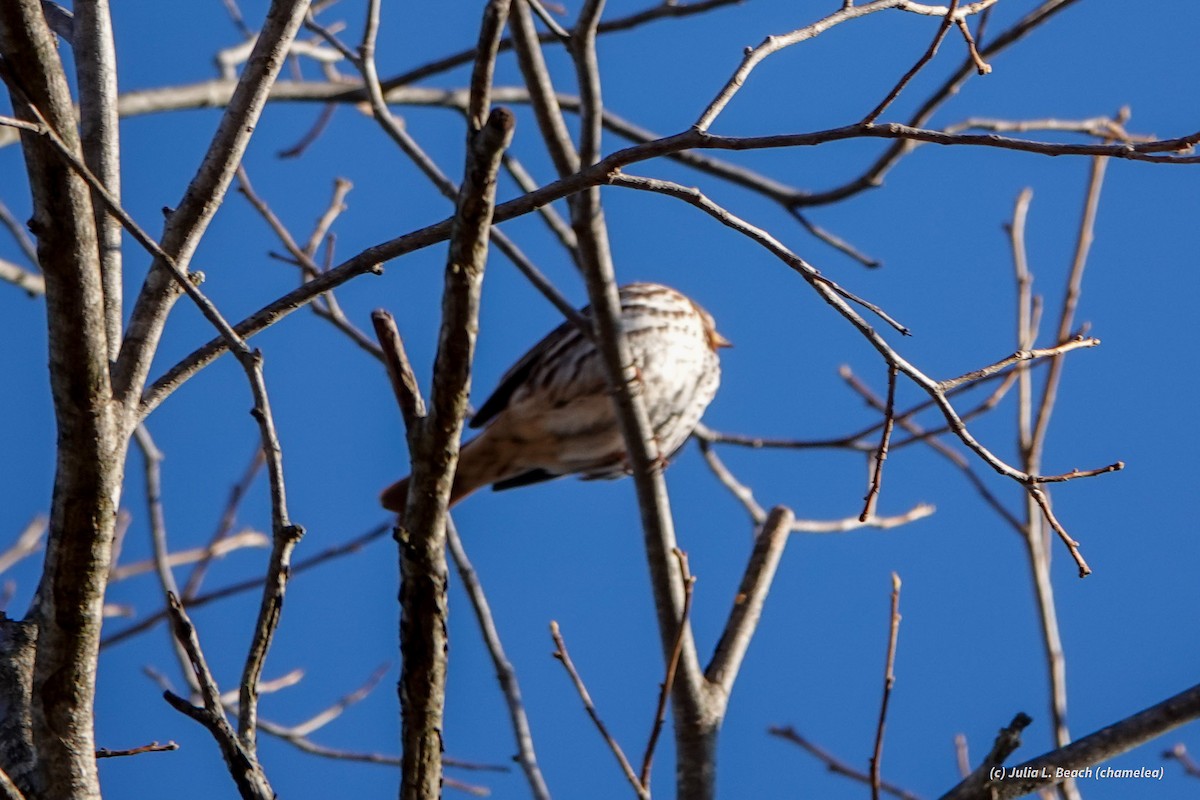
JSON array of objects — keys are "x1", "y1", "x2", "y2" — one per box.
[{"x1": 709, "y1": 329, "x2": 733, "y2": 350}]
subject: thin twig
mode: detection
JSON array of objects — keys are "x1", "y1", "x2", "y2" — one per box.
[
  {"x1": 277, "y1": 102, "x2": 337, "y2": 158},
  {"x1": 131, "y1": 425, "x2": 201, "y2": 694},
  {"x1": 1015, "y1": 159, "x2": 1108, "y2": 781},
  {"x1": 509, "y1": 0, "x2": 579, "y2": 178},
  {"x1": 862, "y1": 0, "x2": 960, "y2": 125},
  {"x1": 370, "y1": 311, "x2": 427, "y2": 430},
  {"x1": 0, "y1": 257, "x2": 44, "y2": 296},
  {"x1": 136, "y1": 115, "x2": 1200, "y2": 416},
  {"x1": 695, "y1": 434, "x2": 768, "y2": 524},
  {"x1": 861, "y1": 365, "x2": 898, "y2": 521},
  {"x1": 790, "y1": 505, "x2": 935, "y2": 533},
  {"x1": 799, "y1": 0, "x2": 1088, "y2": 206},
  {"x1": 954, "y1": 16, "x2": 991, "y2": 74},
  {"x1": 219, "y1": 0, "x2": 255, "y2": 39},
  {"x1": 1029, "y1": 463, "x2": 1122, "y2": 483},
  {"x1": 102, "y1": 523, "x2": 390, "y2": 649},
  {"x1": 501, "y1": 152, "x2": 578, "y2": 255},
  {"x1": 706, "y1": 507, "x2": 794, "y2": 695},
  {"x1": 254, "y1": 717, "x2": 495, "y2": 796},
  {"x1": 113, "y1": 0, "x2": 313, "y2": 415},
  {"x1": 1163, "y1": 744, "x2": 1200, "y2": 779},
  {"x1": 940, "y1": 713, "x2": 1031, "y2": 799},
  {"x1": 947, "y1": 115, "x2": 1146, "y2": 141},
  {"x1": 0, "y1": 199, "x2": 38, "y2": 265},
  {"x1": 551, "y1": 621, "x2": 649, "y2": 800},
  {"x1": 768, "y1": 726, "x2": 922, "y2": 800},
  {"x1": 610, "y1": 173, "x2": 910, "y2": 335},
  {"x1": 839, "y1": 365, "x2": 1023, "y2": 534},
  {"x1": 695, "y1": 0, "x2": 1001, "y2": 131},
  {"x1": 1027, "y1": 488, "x2": 1090, "y2": 577},
  {"x1": 219, "y1": 669, "x2": 303, "y2": 705},
  {"x1": 641, "y1": 548, "x2": 696, "y2": 786},
  {"x1": 163, "y1": 593, "x2": 273, "y2": 799},
  {"x1": 526, "y1": 0, "x2": 570, "y2": 40},
  {"x1": 791, "y1": 209, "x2": 881, "y2": 268},
  {"x1": 447, "y1": 519, "x2": 551, "y2": 800},
  {"x1": 955, "y1": 734, "x2": 971, "y2": 778},
  {"x1": 1010, "y1": 187, "x2": 1036, "y2": 457},
  {"x1": 95, "y1": 741, "x2": 179, "y2": 759},
  {"x1": 181, "y1": 446, "x2": 265, "y2": 601},
  {"x1": 279, "y1": 663, "x2": 388, "y2": 737},
  {"x1": 939, "y1": 338, "x2": 1099, "y2": 392},
  {"x1": 1030, "y1": 156, "x2": 1107, "y2": 466},
  {"x1": 237, "y1": 167, "x2": 382, "y2": 359},
  {"x1": 0, "y1": 517, "x2": 47, "y2": 576},
  {"x1": 562, "y1": 4, "x2": 727, "y2": 794},
  {"x1": 871, "y1": 573, "x2": 903, "y2": 800},
  {"x1": 696, "y1": 427, "x2": 934, "y2": 533},
  {"x1": 304, "y1": 177, "x2": 353, "y2": 256},
  {"x1": 362, "y1": 0, "x2": 744, "y2": 97}
]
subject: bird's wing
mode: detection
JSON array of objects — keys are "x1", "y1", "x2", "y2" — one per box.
[
  {"x1": 471, "y1": 317, "x2": 581, "y2": 429},
  {"x1": 491, "y1": 468, "x2": 559, "y2": 492}
]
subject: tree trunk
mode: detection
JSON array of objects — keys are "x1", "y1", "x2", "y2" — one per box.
[{"x1": 0, "y1": 2, "x2": 127, "y2": 797}]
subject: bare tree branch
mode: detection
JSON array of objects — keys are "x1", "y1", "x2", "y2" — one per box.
[
  {"x1": 363, "y1": 4, "x2": 516, "y2": 789},
  {"x1": 0, "y1": 519, "x2": 46, "y2": 577},
  {"x1": 0, "y1": 3, "x2": 116, "y2": 792},
  {"x1": 940, "y1": 683, "x2": 1200, "y2": 799},
  {"x1": 73, "y1": 0, "x2": 122, "y2": 360},
  {"x1": 695, "y1": 0, "x2": 1001, "y2": 131},
  {"x1": 509, "y1": 0, "x2": 579, "y2": 178},
  {"x1": 447, "y1": 520, "x2": 551, "y2": 800},
  {"x1": 1163, "y1": 744, "x2": 1200, "y2": 779},
  {"x1": 564, "y1": 5, "x2": 720, "y2": 796},
  {"x1": 861, "y1": 366, "x2": 898, "y2": 521},
  {"x1": 94, "y1": 741, "x2": 178, "y2": 759},
  {"x1": 112, "y1": 0, "x2": 314, "y2": 416},
  {"x1": 163, "y1": 594, "x2": 274, "y2": 800},
  {"x1": 135, "y1": 112, "x2": 1199, "y2": 418},
  {"x1": 862, "y1": 0, "x2": 960, "y2": 126},
  {"x1": 938, "y1": 713, "x2": 1032, "y2": 799},
  {"x1": 550, "y1": 621, "x2": 649, "y2": 800},
  {"x1": 0, "y1": 258, "x2": 44, "y2": 297},
  {"x1": 1014, "y1": 158, "x2": 1108, "y2": 767},
  {"x1": 870, "y1": 574, "x2": 903, "y2": 800},
  {"x1": 706, "y1": 507, "x2": 792, "y2": 697},
  {"x1": 102, "y1": 523, "x2": 389, "y2": 650},
  {"x1": 799, "y1": 0, "x2": 1087, "y2": 206},
  {"x1": 0, "y1": 198, "x2": 38, "y2": 266},
  {"x1": 641, "y1": 548, "x2": 696, "y2": 787},
  {"x1": 768, "y1": 726, "x2": 922, "y2": 800},
  {"x1": 181, "y1": 446, "x2": 265, "y2": 601},
  {"x1": 0, "y1": 766, "x2": 26, "y2": 800}
]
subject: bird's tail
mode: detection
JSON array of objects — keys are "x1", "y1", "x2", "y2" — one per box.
[
  {"x1": 379, "y1": 434, "x2": 495, "y2": 514},
  {"x1": 379, "y1": 475, "x2": 411, "y2": 513}
]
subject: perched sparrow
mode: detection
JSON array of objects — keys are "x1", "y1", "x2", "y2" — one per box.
[{"x1": 380, "y1": 282, "x2": 729, "y2": 513}]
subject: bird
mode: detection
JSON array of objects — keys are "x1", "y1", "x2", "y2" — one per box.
[{"x1": 380, "y1": 282, "x2": 729, "y2": 513}]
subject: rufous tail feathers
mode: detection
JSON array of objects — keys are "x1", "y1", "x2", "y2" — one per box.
[{"x1": 379, "y1": 435, "x2": 497, "y2": 514}]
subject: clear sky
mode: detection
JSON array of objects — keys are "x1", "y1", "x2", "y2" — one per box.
[{"x1": 1, "y1": 1, "x2": 1198, "y2": 798}]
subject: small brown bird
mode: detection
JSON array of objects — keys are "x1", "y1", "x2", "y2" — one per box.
[{"x1": 380, "y1": 282, "x2": 729, "y2": 513}]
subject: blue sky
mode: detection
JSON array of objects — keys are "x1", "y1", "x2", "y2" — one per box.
[{"x1": 2, "y1": 1, "x2": 1198, "y2": 798}]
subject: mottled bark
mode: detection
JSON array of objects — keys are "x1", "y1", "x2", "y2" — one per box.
[
  {"x1": 0, "y1": 2, "x2": 123, "y2": 798},
  {"x1": 0, "y1": 619, "x2": 37, "y2": 797}
]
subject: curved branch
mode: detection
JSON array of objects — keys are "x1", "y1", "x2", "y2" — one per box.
[
  {"x1": 138, "y1": 120, "x2": 1200, "y2": 416},
  {"x1": 939, "y1": 682, "x2": 1200, "y2": 800}
]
